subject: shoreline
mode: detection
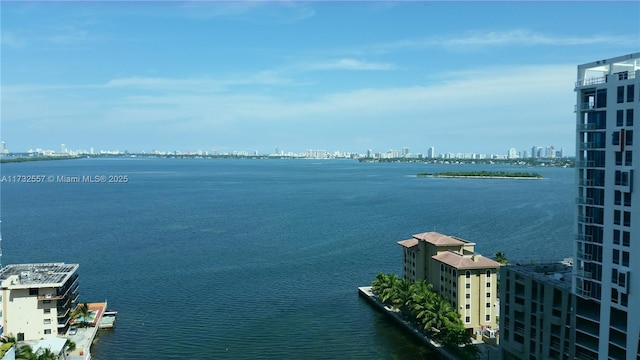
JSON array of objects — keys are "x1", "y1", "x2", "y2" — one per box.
[{"x1": 420, "y1": 175, "x2": 543, "y2": 180}]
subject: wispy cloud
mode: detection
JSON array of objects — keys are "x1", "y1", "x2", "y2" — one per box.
[
  {"x1": 1, "y1": 31, "x2": 26, "y2": 48},
  {"x1": 298, "y1": 58, "x2": 396, "y2": 71},
  {"x1": 375, "y1": 29, "x2": 636, "y2": 52},
  {"x1": 2, "y1": 63, "x2": 576, "y2": 153}
]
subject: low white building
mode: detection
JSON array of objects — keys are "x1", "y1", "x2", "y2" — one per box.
[{"x1": 0, "y1": 263, "x2": 79, "y2": 341}]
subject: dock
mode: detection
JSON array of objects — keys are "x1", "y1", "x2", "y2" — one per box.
[{"x1": 66, "y1": 302, "x2": 117, "y2": 360}]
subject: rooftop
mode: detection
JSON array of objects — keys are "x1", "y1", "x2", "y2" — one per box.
[
  {"x1": 413, "y1": 231, "x2": 472, "y2": 247},
  {"x1": 432, "y1": 251, "x2": 501, "y2": 270},
  {"x1": 397, "y1": 238, "x2": 419, "y2": 249},
  {"x1": 503, "y1": 261, "x2": 573, "y2": 290},
  {"x1": 0, "y1": 263, "x2": 79, "y2": 288}
]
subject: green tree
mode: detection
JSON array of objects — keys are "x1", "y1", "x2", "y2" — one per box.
[
  {"x1": 15, "y1": 344, "x2": 37, "y2": 360},
  {"x1": 71, "y1": 302, "x2": 91, "y2": 328},
  {"x1": 494, "y1": 251, "x2": 508, "y2": 265}
]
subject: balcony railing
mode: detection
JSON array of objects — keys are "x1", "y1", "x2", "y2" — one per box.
[
  {"x1": 577, "y1": 216, "x2": 594, "y2": 224},
  {"x1": 576, "y1": 197, "x2": 595, "y2": 205},
  {"x1": 575, "y1": 76, "x2": 607, "y2": 88},
  {"x1": 575, "y1": 270, "x2": 593, "y2": 279},
  {"x1": 577, "y1": 123, "x2": 597, "y2": 131}
]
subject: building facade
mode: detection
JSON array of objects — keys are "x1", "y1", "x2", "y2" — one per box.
[
  {"x1": 398, "y1": 231, "x2": 501, "y2": 338},
  {"x1": 500, "y1": 262, "x2": 575, "y2": 359},
  {"x1": 575, "y1": 52, "x2": 640, "y2": 359},
  {"x1": 0, "y1": 263, "x2": 79, "y2": 341}
]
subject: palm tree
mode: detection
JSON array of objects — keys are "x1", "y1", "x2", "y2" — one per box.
[
  {"x1": 391, "y1": 278, "x2": 414, "y2": 315},
  {"x1": 71, "y1": 302, "x2": 91, "y2": 328},
  {"x1": 494, "y1": 251, "x2": 508, "y2": 265},
  {"x1": 15, "y1": 344, "x2": 37, "y2": 360},
  {"x1": 35, "y1": 348, "x2": 58, "y2": 360},
  {"x1": 375, "y1": 273, "x2": 399, "y2": 304}
]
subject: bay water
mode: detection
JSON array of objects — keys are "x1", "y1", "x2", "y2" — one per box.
[{"x1": 0, "y1": 158, "x2": 574, "y2": 359}]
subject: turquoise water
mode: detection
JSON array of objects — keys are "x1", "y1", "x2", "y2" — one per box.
[{"x1": 0, "y1": 158, "x2": 574, "y2": 359}]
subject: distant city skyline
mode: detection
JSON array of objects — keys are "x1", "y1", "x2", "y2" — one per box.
[
  {"x1": 2, "y1": 2, "x2": 638, "y2": 155},
  {"x1": 0, "y1": 140, "x2": 567, "y2": 160}
]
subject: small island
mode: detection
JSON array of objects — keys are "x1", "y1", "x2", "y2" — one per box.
[{"x1": 417, "y1": 170, "x2": 542, "y2": 179}]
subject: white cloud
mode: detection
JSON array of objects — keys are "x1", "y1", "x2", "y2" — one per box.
[
  {"x1": 375, "y1": 29, "x2": 636, "y2": 52},
  {"x1": 299, "y1": 58, "x2": 396, "y2": 71},
  {"x1": 2, "y1": 63, "x2": 576, "y2": 153}
]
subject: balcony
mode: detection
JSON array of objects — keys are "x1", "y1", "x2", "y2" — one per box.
[
  {"x1": 578, "y1": 142, "x2": 605, "y2": 150},
  {"x1": 575, "y1": 197, "x2": 595, "y2": 205},
  {"x1": 577, "y1": 250, "x2": 593, "y2": 261},
  {"x1": 575, "y1": 103, "x2": 598, "y2": 112},
  {"x1": 575, "y1": 161, "x2": 597, "y2": 168},
  {"x1": 577, "y1": 123, "x2": 597, "y2": 131},
  {"x1": 575, "y1": 270, "x2": 593, "y2": 280},
  {"x1": 577, "y1": 216, "x2": 594, "y2": 224},
  {"x1": 575, "y1": 76, "x2": 607, "y2": 88}
]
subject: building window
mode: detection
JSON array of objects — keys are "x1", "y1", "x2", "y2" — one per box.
[
  {"x1": 43, "y1": 300, "x2": 51, "y2": 304},
  {"x1": 627, "y1": 109, "x2": 635, "y2": 126},
  {"x1": 617, "y1": 110, "x2": 624, "y2": 126},
  {"x1": 613, "y1": 131, "x2": 621, "y2": 145},
  {"x1": 623, "y1": 211, "x2": 631, "y2": 227},
  {"x1": 622, "y1": 251, "x2": 629, "y2": 267},
  {"x1": 486, "y1": 282, "x2": 491, "y2": 288},
  {"x1": 466, "y1": 304, "x2": 471, "y2": 309},
  {"x1": 466, "y1": 283, "x2": 471, "y2": 289},
  {"x1": 466, "y1": 271, "x2": 471, "y2": 279},
  {"x1": 613, "y1": 249, "x2": 620, "y2": 264},
  {"x1": 618, "y1": 86, "x2": 624, "y2": 103},
  {"x1": 623, "y1": 231, "x2": 630, "y2": 247},
  {"x1": 486, "y1": 292, "x2": 491, "y2": 298},
  {"x1": 43, "y1": 319, "x2": 51, "y2": 325},
  {"x1": 614, "y1": 210, "x2": 621, "y2": 225},
  {"x1": 486, "y1": 302, "x2": 491, "y2": 308},
  {"x1": 627, "y1": 85, "x2": 635, "y2": 103},
  {"x1": 616, "y1": 152, "x2": 623, "y2": 166},
  {"x1": 625, "y1": 151, "x2": 633, "y2": 166},
  {"x1": 44, "y1": 329, "x2": 51, "y2": 335},
  {"x1": 44, "y1": 308, "x2": 51, "y2": 314},
  {"x1": 615, "y1": 191, "x2": 622, "y2": 205},
  {"x1": 465, "y1": 316, "x2": 470, "y2": 323},
  {"x1": 466, "y1": 294, "x2": 471, "y2": 299},
  {"x1": 485, "y1": 315, "x2": 491, "y2": 322},
  {"x1": 614, "y1": 229, "x2": 621, "y2": 245},
  {"x1": 29, "y1": 288, "x2": 38, "y2": 296},
  {"x1": 626, "y1": 130, "x2": 633, "y2": 146},
  {"x1": 486, "y1": 270, "x2": 491, "y2": 277}
]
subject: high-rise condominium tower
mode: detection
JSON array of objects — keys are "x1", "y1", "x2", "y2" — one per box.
[{"x1": 574, "y1": 52, "x2": 640, "y2": 359}]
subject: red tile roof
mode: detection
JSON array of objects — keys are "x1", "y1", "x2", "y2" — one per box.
[
  {"x1": 432, "y1": 251, "x2": 501, "y2": 270},
  {"x1": 413, "y1": 231, "x2": 467, "y2": 246},
  {"x1": 397, "y1": 238, "x2": 419, "y2": 248}
]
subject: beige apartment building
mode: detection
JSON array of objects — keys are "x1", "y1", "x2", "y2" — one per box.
[
  {"x1": 0, "y1": 263, "x2": 79, "y2": 341},
  {"x1": 398, "y1": 231, "x2": 501, "y2": 338}
]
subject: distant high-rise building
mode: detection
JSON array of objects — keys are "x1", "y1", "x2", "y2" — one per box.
[
  {"x1": 60, "y1": 144, "x2": 67, "y2": 154},
  {"x1": 402, "y1": 147, "x2": 409, "y2": 156},
  {"x1": 508, "y1": 148, "x2": 517, "y2": 159},
  {"x1": 428, "y1": 146, "x2": 435, "y2": 159}
]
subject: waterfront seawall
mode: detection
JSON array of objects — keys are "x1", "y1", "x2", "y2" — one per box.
[{"x1": 357, "y1": 286, "x2": 457, "y2": 360}]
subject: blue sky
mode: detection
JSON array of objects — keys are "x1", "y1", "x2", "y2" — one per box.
[{"x1": 2, "y1": 1, "x2": 639, "y2": 155}]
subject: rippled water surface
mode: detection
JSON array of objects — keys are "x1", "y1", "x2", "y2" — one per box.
[{"x1": 0, "y1": 158, "x2": 574, "y2": 359}]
